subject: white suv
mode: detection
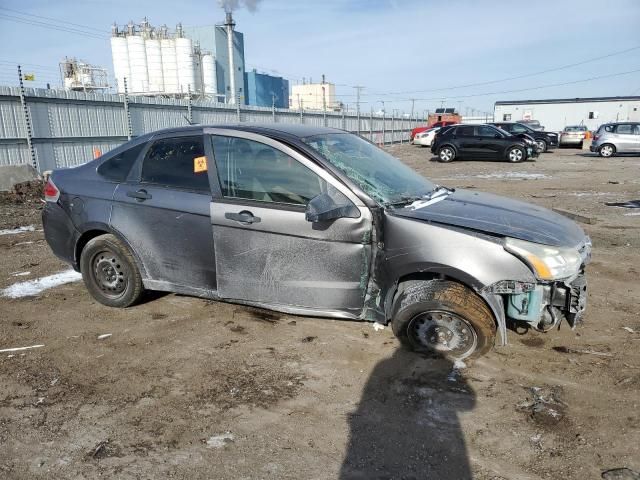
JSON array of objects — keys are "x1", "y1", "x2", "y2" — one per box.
[{"x1": 591, "y1": 123, "x2": 640, "y2": 157}]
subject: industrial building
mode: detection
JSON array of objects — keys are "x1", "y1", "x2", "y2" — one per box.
[
  {"x1": 243, "y1": 69, "x2": 289, "y2": 108},
  {"x1": 109, "y1": 15, "x2": 246, "y2": 103},
  {"x1": 184, "y1": 20, "x2": 245, "y2": 104},
  {"x1": 494, "y1": 96, "x2": 640, "y2": 131},
  {"x1": 290, "y1": 80, "x2": 337, "y2": 111},
  {"x1": 59, "y1": 58, "x2": 109, "y2": 92}
]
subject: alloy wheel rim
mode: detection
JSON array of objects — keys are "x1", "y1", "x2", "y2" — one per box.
[
  {"x1": 509, "y1": 148, "x2": 523, "y2": 162},
  {"x1": 440, "y1": 148, "x2": 453, "y2": 161},
  {"x1": 536, "y1": 140, "x2": 545, "y2": 151},
  {"x1": 410, "y1": 310, "x2": 478, "y2": 359}
]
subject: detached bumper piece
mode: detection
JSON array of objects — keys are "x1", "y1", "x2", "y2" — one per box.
[{"x1": 495, "y1": 273, "x2": 587, "y2": 331}]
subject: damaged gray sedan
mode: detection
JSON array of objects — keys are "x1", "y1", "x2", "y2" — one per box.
[{"x1": 43, "y1": 124, "x2": 591, "y2": 359}]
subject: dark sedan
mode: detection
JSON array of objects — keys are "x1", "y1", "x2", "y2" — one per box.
[
  {"x1": 430, "y1": 124, "x2": 537, "y2": 163},
  {"x1": 490, "y1": 122, "x2": 558, "y2": 152},
  {"x1": 43, "y1": 124, "x2": 590, "y2": 360}
]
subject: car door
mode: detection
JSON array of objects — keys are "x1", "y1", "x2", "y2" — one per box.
[
  {"x1": 455, "y1": 125, "x2": 481, "y2": 158},
  {"x1": 205, "y1": 128, "x2": 372, "y2": 316},
  {"x1": 110, "y1": 132, "x2": 217, "y2": 294},
  {"x1": 614, "y1": 124, "x2": 635, "y2": 152},
  {"x1": 631, "y1": 124, "x2": 640, "y2": 152},
  {"x1": 476, "y1": 125, "x2": 506, "y2": 159}
]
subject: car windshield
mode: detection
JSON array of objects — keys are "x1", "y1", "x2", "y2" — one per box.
[
  {"x1": 304, "y1": 133, "x2": 435, "y2": 206},
  {"x1": 565, "y1": 126, "x2": 586, "y2": 132}
]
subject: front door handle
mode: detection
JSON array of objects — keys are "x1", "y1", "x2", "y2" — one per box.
[
  {"x1": 225, "y1": 210, "x2": 261, "y2": 225},
  {"x1": 127, "y1": 189, "x2": 152, "y2": 201}
]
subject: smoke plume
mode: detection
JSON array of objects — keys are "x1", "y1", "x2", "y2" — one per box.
[{"x1": 218, "y1": 0, "x2": 263, "y2": 13}]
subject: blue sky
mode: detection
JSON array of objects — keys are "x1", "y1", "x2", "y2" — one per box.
[{"x1": 1, "y1": 0, "x2": 639, "y2": 114}]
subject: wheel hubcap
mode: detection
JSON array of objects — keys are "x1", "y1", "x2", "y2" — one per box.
[
  {"x1": 509, "y1": 148, "x2": 523, "y2": 162},
  {"x1": 410, "y1": 310, "x2": 478, "y2": 359},
  {"x1": 536, "y1": 141, "x2": 545, "y2": 151},
  {"x1": 440, "y1": 149, "x2": 452, "y2": 161},
  {"x1": 93, "y1": 251, "x2": 126, "y2": 297},
  {"x1": 601, "y1": 146, "x2": 612, "y2": 156}
]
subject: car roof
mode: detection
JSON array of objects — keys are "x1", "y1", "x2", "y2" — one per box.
[{"x1": 144, "y1": 123, "x2": 346, "y2": 139}]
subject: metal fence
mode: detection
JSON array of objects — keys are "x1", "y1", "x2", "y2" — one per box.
[{"x1": 0, "y1": 85, "x2": 423, "y2": 172}]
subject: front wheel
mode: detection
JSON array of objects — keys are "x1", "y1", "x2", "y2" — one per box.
[
  {"x1": 391, "y1": 280, "x2": 496, "y2": 360},
  {"x1": 80, "y1": 233, "x2": 144, "y2": 308},
  {"x1": 437, "y1": 146, "x2": 456, "y2": 163},
  {"x1": 507, "y1": 146, "x2": 526, "y2": 163},
  {"x1": 599, "y1": 144, "x2": 615, "y2": 157},
  {"x1": 535, "y1": 139, "x2": 547, "y2": 152}
]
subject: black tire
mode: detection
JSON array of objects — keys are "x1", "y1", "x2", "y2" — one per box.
[
  {"x1": 578, "y1": 141, "x2": 583, "y2": 150},
  {"x1": 599, "y1": 143, "x2": 615, "y2": 158},
  {"x1": 80, "y1": 233, "x2": 144, "y2": 308},
  {"x1": 437, "y1": 145, "x2": 456, "y2": 163},
  {"x1": 391, "y1": 280, "x2": 496, "y2": 360},
  {"x1": 507, "y1": 146, "x2": 526, "y2": 163},
  {"x1": 535, "y1": 139, "x2": 547, "y2": 153}
]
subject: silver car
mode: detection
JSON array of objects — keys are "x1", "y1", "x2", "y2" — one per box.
[
  {"x1": 560, "y1": 125, "x2": 588, "y2": 148},
  {"x1": 591, "y1": 122, "x2": 640, "y2": 157}
]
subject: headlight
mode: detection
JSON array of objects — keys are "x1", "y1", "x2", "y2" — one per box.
[{"x1": 504, "y1": 238, "x2": 583, "y2": 280}]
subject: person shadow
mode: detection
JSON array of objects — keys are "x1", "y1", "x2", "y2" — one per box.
[{"x1": 339, "y1": 349, "x2": 475, "y2": 479}]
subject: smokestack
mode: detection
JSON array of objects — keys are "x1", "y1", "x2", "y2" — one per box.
[{"x1": 225, "y1": 11, "x2": 236, "y2": 105}]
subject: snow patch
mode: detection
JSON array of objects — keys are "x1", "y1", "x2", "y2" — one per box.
[
  {"x1": 206, "y1": 432, "x2": 234, "y2": 448},
  {"x1": 472, "y1": 172, "x2": 550, "y2": 180},
  {"x1": 0, "y1": 225, "x2": 35, "y2": 236},
  {"x1": 1, "y1": 269, "x2": 82, "y2": 298},
  {"x1": 372, "y1": 322, "x2": 385, "y2": 332},
  {"x1": 11, "y1": 271, "x2": 31, "y2": 277},
  {"x1": 624, "y1": 212, "x2": 640, "y2": 216}
]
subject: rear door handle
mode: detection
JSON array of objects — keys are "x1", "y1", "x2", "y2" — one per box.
[
  {"x1": 225, "y1": 210, "x2": 261, "y2": 225},
  {"x1": 126, "y1": 189, "x2": 152, "y2": 201}
]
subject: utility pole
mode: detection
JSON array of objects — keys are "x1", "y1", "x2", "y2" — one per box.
[
  {"x1": 322, "y1": 86, "x2": 327, "y2": 127},
  {"x1": 354, "y1": 85, "x2": 364, "y2": 135},
  {"x1": 187, "y1": 84, "x2": 193, "y2": 124},
  {"x1": 299, "y1": 97, "x2": 304, "y2": 123},
  {"x1": 271, "y1": 93, "x2": 276, "y2": 123},
  {"x1": 17, "y1": 65, "x2": 37, "y2": 170},
  {"x1": 410, "y1": 98, "x2": 416, "y2": 120}
]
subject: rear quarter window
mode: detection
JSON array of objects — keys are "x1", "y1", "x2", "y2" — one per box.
[{"x1": 97, "y1": 143, "x2": 146, "y2": 182}]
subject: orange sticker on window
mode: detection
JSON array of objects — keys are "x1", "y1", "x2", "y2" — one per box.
[{"x1": 194, "y1": 156, "x2": 207, "y2": 173}]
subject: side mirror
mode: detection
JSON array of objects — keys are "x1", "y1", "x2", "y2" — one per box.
[{"x1": 305, "y1": 191, "x2": 360, "y2": 223}]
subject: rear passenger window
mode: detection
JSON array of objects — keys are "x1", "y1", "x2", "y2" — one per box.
[
  {"x1": 141, "y1": 136, "x2": 209, "y2": 192},
  {"x1": 616, "y1": 124, "x2": 633, "y2": 134},
  {"x1": 97, "y1": 143, "x2": 145, "y2": 182},
  {"x1": 456, "y1": 126, "x2": 475, "y2": 136}
]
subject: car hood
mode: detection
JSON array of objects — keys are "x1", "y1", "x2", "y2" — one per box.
[{"x1": 390, "y1": 189, "x2": 586, "y2": 247}]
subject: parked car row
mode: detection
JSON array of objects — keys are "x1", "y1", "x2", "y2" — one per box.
[{"x1": 431, "y1": 123, "x2": 539, "y2": 163}]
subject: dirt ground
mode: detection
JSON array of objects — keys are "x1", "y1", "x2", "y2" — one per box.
[{"x1": 1, "y1": 145, "x2": 639, "y2": 480}]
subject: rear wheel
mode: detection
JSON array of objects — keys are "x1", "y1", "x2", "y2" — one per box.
[
  {"x1": 599, "y1": 144, "x2": 615, "y2": 157},
  {"x1": 391, "y1": 280, "x2": 496, "y2": 360},
  {"x1": 438, "y1": 146, "x2": 456, "y2": 163},
  {"x1": 80, "y1": 234, "x2": 143, "y2": 308},
  {"x1": 507, "y1": 146, "x2": 526, "y2": 163}
]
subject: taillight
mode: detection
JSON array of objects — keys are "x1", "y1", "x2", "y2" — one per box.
[{"x1": 44, "y1": 178, "x2": 60, "y2": 203}]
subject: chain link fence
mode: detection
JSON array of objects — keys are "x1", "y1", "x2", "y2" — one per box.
[{"x1": 0, "y1": 86, "x2": 423, "y2": 172}]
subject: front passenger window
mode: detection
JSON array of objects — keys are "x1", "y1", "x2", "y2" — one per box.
[
  {"x1": 141, "y1": 136, "x2": 209, "y2": 192},
  {"x1": 211, "y1": 136, "x2": 326, "y2": 205}
]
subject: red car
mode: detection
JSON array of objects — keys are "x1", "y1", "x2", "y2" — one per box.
[{"x1": 411, "y1": 121, "x2": 457, "y2": 141}]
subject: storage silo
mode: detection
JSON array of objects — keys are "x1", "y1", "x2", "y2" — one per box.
[
  {"x1": 110, "y1": 35, "x2": 130, "y2": 93},
  {"x1": 145, "y1": 38, "x2": 164, "y2": 93},
  {"x1": 202, "y1": 54, "x2": 217, "y2": 96},
  {"x1": 127, "y1": 34, "x2": 149, "y2": 93},
  {"x1": 160, "y1": 38, "x2": 178, "y2": 94},
  {"x1": 175, "y1": 37, "x2": 195, "y2": 94}
]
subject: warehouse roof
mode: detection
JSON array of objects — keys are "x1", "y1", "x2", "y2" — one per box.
[{"x1": 495, "y1": 96, "x2": 640, "y2": 106}]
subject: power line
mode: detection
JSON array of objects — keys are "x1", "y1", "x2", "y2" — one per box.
[
  {"x1": 366, "y1": 44, "x2": 640, "y2": 96},
  {"x1": 0, "y1": 13, "x2": 106, "y2": 39},
  {"x1": 401, "y1": 68, "x2": 640, "y2": 102},
  {"x1": 0, "y1": 6, "x2": 106, "y2": 33}
]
